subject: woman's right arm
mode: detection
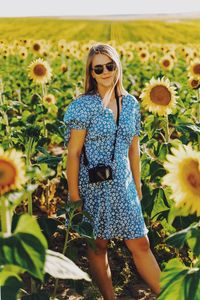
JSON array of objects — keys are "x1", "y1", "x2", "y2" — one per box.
[{"x1": 67, "y1": 128, "x2": 87, "y2": 202}]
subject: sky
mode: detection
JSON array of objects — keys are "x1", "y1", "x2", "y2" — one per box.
[{"x1": 0, "y1": 0, "x2": 200, "y2": 17}]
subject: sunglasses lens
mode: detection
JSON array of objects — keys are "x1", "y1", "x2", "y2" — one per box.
[
  {"x1": 106, "y1": 62, "x2": 116, "y2": 71},
  {"x1": 93, "y1": 61, "x2": 116, "y2": 75},
  {"x1": 94, "y1": 66, "x2": 104, "y2": 74}
]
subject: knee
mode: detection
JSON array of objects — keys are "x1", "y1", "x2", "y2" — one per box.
[{"x1": 125, "y1": 236, "x2": 150, "y2": 256}]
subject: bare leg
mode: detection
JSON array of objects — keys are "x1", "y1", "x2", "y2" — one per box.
[
  {"x1": 124, "y1": 235, "x2": 161, "y2": 295},
  {"x1": 87, "y1": 238, "x2": 116, "y2": 300}
]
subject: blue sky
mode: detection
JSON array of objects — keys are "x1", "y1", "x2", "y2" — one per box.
[{"x1": 1, "y1": 0, "x2": 200, "y2": 17}]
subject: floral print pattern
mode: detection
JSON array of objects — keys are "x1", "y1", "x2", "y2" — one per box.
[{"x1": 63, "y1": 92, "x2": 149, "y2": 240}]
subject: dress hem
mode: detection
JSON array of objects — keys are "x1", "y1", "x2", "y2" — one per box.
[{"x1": 94, "y1": 230, "x2": 149, "y2": 240}]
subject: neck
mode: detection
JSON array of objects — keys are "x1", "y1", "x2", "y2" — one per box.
[{"x1": 97, "y1": 85, "x2": 116, "y2": 101}]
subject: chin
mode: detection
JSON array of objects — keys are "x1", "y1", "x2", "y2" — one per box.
[{"x1": 101, "y1": 81, "x2": 113, "y2": 87}]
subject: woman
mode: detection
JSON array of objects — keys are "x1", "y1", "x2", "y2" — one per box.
[{"x1": 63, "y1": 43, "x2": 161, "y2": 300}]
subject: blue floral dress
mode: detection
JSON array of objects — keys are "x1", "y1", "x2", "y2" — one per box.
[{"x1": 63, "y1": 92, "x2": 149, "y2": 240}]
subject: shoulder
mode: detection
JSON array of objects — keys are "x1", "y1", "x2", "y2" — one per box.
[
  {"x1": 65, "y1": 94, "x2": 96, "y2": 113},
  {"x1": 125, "y1": 93, "x2": 140, "y2": 109},
  {"x1": 69, "y1": 94, "x2": 97, "y2": 109},
  {"x1": 63, "y1": 94, "x2": 99, "y2": 122}
]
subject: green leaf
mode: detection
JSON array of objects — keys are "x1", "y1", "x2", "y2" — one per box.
[
  {"x1": 187, "y1": 226, "x2": 200, "y2": 258},
  {"x1": 14, "y1": 215, "x2": 47, "y2": 249},
  {"x1": 157, "y1": 258, "x2": 200, "y2": 300},
  {"x1": 0, "y1": 264, "x2": 23, "y2": 285},
  {"x1": 0, "y1": 214, "x2": 48, "y2": 281},
  {"x1": 157, "y1": 143, "x2": 170, "y2": 161},
  {"x1": 37, "y1": 216, "x2": 59, "y2": 240},
  {"x1": 158, "y1": 259, "x2": 186, "y2": 300},
  {"x1": 165, "y1": 223, "x2": 200, "y2": 256},
  {"x1": 44, "y1": 249, "x2": 91, "y2": 281},
  {"x1": 165, "y1": 227, "x2": 189, "y2": 248},
  {"x1": 81, "y1": 210, "x2": 93, "y2": 222},
  {"x1": 0, "y1": 265, "x2": 23, "y2": 300},
  {"x1": 72, "y1": 221, "x2": 94, "y2": 239},
  {"x1": 151, "y1": 188, "x2": 170, "y2": 220}
]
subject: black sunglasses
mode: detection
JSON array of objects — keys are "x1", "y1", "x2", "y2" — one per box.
[{"x1": 91, "y1": 61, "x2": 117, "y2": 75}]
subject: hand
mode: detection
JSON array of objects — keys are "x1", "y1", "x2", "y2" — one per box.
[
  {"x1": 137, "y1": 190, "x2": 143, "y2": 201},
  {"x1": 75, "y1": 205, "x2": 83, "y2": 213},
  {"x1": 69, "y1": 198, "x2": 83, "y2": 213}
]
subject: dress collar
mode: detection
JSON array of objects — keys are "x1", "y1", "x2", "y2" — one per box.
[
  {"x1": 94, "y1": 91, "x2": 127, "y2": 104},
  {"x1": 93, "y1": 92, "x2": 128, "y2": 127}
]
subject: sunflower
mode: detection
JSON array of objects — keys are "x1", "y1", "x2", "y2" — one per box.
[
  {"x1": 117, "y1": 46, "x2": 126, "y2": 58},
  {"x1": 126, "y1": 51, "x2": 134, "y2": 61},
  {"x1": 167, "y1": 51, "x2": 177, "y2": 63},
  {"x1": 19, "y1": 47, "x2": 28, "y2": 59},
  {"x1": 27, "y1": 58, "x2": 52, "y2": 84},
  {"x1": 61, "y1": 63, "x2": 68, "y2": 73},
  {"x1": 159, "y1": 55, "x2": 174, "y2": 71},
  {"x1": 58, "y1": 39, "x2": 67, "y2": 52},
  {"x1": 32, "y1": 40, "x2": 43, "y2": 54},
  {"x1": 139, "y1": 50, "x2": 150, "y2": 63},
  {"x1": 139, "y1": 77, "x2": 178, "y2": 116},
  {"x1": 81, "y1": 44, "x2": 90, "y2": 52},
  {"x1": 162, "y1": 143, "x2": 200, "y2": 216},
  {"x1": 188, "y1": 58, "x2": 200, "y2": 80},
  {"x1": 42, "y1": 94, "x2": 56, "y2": 106},
  {"x1": 188, "y1": 77, "x2": 200, "y2": 89},
  {"x1": 150, "y1": 52, "x2": 157, "y2": 61},
  {"x1": 0, "y1": 147, "x2": 27, "y2": 196}
]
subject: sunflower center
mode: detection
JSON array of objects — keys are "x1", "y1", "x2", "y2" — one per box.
[
  {"x1": 163, "y1": 60, "x2": 170, "y2": 67},
  {"x1": 191, "y1": 79, "x2": 199, "y2": 88},
  {"x1": 193, "y1": 64, "x2": 200, "y2": 75},
  {"x1": 46, "y1": 97, "x2": 52, "y2": 103},
  {"x1": 33, "y1": 64, "x2": 47, "y2": 77},
  {"x1": 150, "y1": 85, "x2": 171, "y2": 105},
  {"x1": 141, "y1": 53, "x2": 146, "y2": 58},
  {"x1": 187, "y1": 160, "x2": 200, "y2": 191},
  {"x1": 33, "y1": 43, "x2": 40, "y2": 51},
  {"x1": 0, "y1": 160, "x2": 16, "y2": 187}
]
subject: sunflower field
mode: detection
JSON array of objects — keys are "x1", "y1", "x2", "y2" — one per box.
[{"x1": 0, "y1": 18, "x2": 200, "y2": 300}]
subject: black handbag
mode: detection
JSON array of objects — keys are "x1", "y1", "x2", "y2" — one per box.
[{"x1": 82, "y1": 87, "x2": 120, "y2": 184}]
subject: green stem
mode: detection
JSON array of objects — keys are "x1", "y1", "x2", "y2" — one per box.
[
  {"x1": 26, "y1": 137, "x2": 34, "y2": 168},
  {"x1": 0, "y1": 110, "x2": 12, "y2": 147},
  {"x1": 67, "y1": 60, "x2": 71, "y2": 81},
  {"x1": 165, "y1": 114, "x2": 170, "y2": 143},
  {"x1": 52, "y1": 217, "x2": 71, "y2": 299},
  {"x1": 41, "y1": 83, "x2": 47, "y2": 97},
  {"x1": 0, "y1": 196, "x2": 12, "y2": 237},
  {"x1": 25, "y1": 138, "x2": 33, "y2": 216},
  {"x1": 27, "y1": 191, "x2": 32, "y2": 216},
  {"x1": 45, "y1": 180, "x2": 49, "y2": 214},
  {"x1": 43, "y1": 118, "x2": 47, "y2": 138},
  {"x1": 26, "y1": 138, "x2": 31, "y2": 167}
]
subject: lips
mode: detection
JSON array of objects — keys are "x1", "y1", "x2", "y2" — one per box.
[{"x1": 102, "y1": 76, "x2": 112, "y2": 79}]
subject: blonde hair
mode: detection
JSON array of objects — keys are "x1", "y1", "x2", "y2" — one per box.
[{"x1": 80, "y1": 43, "x2": 128, "y2": 107}]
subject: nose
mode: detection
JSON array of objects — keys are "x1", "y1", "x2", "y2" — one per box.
[{"x1": 102, "y1": 65, "x2": 109, "y2": 74}]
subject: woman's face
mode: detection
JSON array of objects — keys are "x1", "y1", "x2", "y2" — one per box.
[{"x1": 91, "y1": 53, "x2": 117, "y2": 88}]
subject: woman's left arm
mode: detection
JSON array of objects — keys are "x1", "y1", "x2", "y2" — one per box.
[{"x1": 128, "y1": 135, "x2": 143, "y2": 201}]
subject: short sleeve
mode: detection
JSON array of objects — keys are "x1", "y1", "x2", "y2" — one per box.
[
  {"x1": 133, "y1": 100, "x2": 141, "y2": 136},
  {"x1": 63, "y1": 97, "x2": 91, "y2": 147}
]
